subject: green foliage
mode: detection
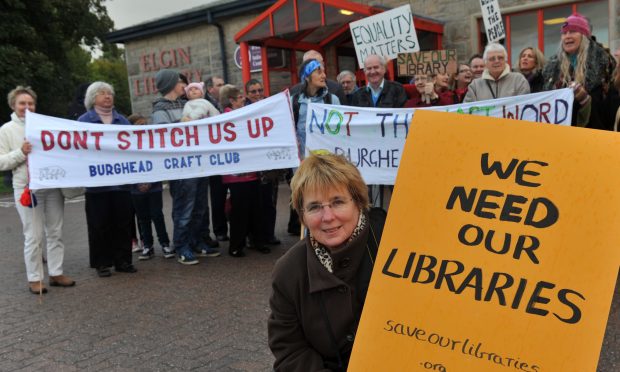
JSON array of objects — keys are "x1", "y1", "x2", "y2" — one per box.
[
  {"x1": 0, "y1": 0, "x2": 115, "y2": 121},
  {"x1": 89, "y1": 53, "x2": 131, "y2": 117}
]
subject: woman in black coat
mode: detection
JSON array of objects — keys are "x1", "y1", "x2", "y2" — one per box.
[{"x1": 268, "y1": 153, "x2": 386, "y2": 372}]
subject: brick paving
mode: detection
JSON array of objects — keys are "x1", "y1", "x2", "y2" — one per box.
[{"x1": 0, "y1": 184, "x2": 618, "y2": 371}]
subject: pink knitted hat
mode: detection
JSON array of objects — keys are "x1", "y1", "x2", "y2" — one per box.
[
  {"x1": 561, "y1": 13, "x2": 591, "y2": 37},
  {"x1": 184, "y1": 82, "x2": 205, "y2": 95}
]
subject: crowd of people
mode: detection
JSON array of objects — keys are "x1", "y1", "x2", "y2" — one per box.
[{"x1": 1, "y1": 9, "x2": 620, "y2": 371}]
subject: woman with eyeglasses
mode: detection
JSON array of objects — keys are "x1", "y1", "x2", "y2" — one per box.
[
  {"x1": 463, "y1": 43, "x2": 530, "y2": 102},
  {"x1": 78, "y1": 82, "x2": 136, "y2": 277},
  {"x1": 268, "y1": 153, "x2": 386, "y2": 372},
  {"x1": 244, "y1": 79, "x2": 265, "y2": 105},
  {"x1": 454, "y1": 64, "x2": 473, "y2": 102},
  {"x1": 219, "y1": 85, "x2": 270, "y2": 257}
]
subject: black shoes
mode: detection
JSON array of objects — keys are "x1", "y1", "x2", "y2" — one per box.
[
  {"x1": 203, "y1": 236, "x2": 220, "y2": 248},
  {"x1": 115, "y1": 263, "x2": 138, "y2": 273},
  {"x1": 266, "y1": 237, "x2": 281, "y2": 245},
  {"x1": 216, "y1": 234, "x2": 229, "y2": 242},
  {"x1": 229, "y1": 250, "x2": 246, "y2": 258},
  {"x1": 97, "y1": 267, "x2": 112, "y2": 277}
]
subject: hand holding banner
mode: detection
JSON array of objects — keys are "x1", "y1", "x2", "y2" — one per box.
[{"x1": 305, "y1": 89, "x2": 573, "y2": 185}]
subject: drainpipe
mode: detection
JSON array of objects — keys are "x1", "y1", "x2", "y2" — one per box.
[{"x1": 207, "y1": 11, "x2": 229, "y2": 83}]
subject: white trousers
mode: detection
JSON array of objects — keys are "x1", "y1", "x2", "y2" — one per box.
[{"x1": 13, "y1": 187, "x2": 65, "y2": 282}]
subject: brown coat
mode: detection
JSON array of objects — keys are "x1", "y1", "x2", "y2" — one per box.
[{"x1": 268, "y1": 209, "x2": 386, "y2": 372}]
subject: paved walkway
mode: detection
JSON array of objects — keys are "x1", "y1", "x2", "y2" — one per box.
[{"x1": 0, "y1": 185, "x2": 618, "y2": 371}]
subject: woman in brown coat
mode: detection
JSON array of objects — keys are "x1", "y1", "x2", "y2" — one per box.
[{"x1": 268, "y1": 153, "x2": 386, "y2": 371}]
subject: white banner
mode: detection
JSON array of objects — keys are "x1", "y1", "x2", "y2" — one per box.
[
  {"x1": 480, "y1": 0, "x2": 506, "y2": 42},
  {"x1": 26, "y1": 92, "x2": 299, "y2": 189},
  {"x1": 306, "y1": 89, "x2": 574, "y2": 185},
  {"x1": 349, "y1": 4, "x2": 420, "y2": 68}
]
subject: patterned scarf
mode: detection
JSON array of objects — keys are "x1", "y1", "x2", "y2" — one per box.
[{"x1": 311, "y1": 211, "x2": 367, "y2": 273}]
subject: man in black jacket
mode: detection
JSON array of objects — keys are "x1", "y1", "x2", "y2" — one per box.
[
  {"x1": 350, "y1": 54, "x2": 407, "y2": 108},
  {"x1": 350, "y1": 55, "x2": 407, "y2": 209}
]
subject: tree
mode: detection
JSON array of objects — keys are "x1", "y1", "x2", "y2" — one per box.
[
  {"x1": 88, "y1": 43, "x2": 131, "y2": 116},
  {"x1": 0, "y1": 0, "x2": 114, "y2": 121}
]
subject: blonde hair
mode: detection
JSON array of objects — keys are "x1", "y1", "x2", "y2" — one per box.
[
  {"x1": 7, "y1": 86, "x2": 37, "y2": 109},
  {"x1": 219, "y1": 84, "x2": 241, "y2": 109},
  {"x1": 290, "y1": 153, "x2": 369, "y2": 220},
  {"x1": 517, "y1": 47, "x2": 546, "y2": 73},
  {"x1": 558, "y1": 37, "x2": 590, "y2": 86}
]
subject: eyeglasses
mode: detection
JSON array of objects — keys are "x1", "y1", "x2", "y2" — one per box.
[
  {"x1": 302, "y1": 197, "x2": 352, "y2": 216},
  {"x1": 487, "y1": 56, "x2": 505, "y2": 62},
  {"x1": 249, "y1": 88, "x2": 264, "y2": 94}
]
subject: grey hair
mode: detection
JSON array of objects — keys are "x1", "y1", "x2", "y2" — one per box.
[
  {"x1": 84, "y1": 81, "x2": 114, "y2": 110},
  {"x1": 364, "y1": 54, "x2": 387, "y2": 67},
  {"x1": 302, "y1": 50, "x2": 322, "y2": 62},
  {"x1": 337, "y1": 70, "x2": 356, "y2": 83},
  {"x1": 483, "y1": 43, "x2": 508, "y2": 62}
]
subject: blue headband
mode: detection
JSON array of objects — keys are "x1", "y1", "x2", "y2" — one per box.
[{"x1": 301, "y1": 60, "x2": 321, "y2": 81}]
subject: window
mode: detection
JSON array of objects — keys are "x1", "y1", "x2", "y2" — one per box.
[{"x1": 477, "y1": 0, "x2": 608, "y2": 65}]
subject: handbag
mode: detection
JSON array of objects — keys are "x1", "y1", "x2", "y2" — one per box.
[{"x1": 61, "y1": 187, "x2": 85, "y2": 199}]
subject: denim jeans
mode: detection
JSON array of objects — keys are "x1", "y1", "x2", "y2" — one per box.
[{"x1": 169, "y1": 177, "x2": 210, "y2": 254}]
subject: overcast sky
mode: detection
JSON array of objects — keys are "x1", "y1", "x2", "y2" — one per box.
[{"x1": 105, "y1": 0, "x2": 214, "y2": 30}]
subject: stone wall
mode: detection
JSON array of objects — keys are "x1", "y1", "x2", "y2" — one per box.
[
  {"x1": 123, "y1": 14, "x2": 260, "y2": 117},
  {"x1": 122, "y1": 0, "x2": 619, "y2": 117}
]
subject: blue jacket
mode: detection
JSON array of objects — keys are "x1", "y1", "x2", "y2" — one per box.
[{"x1": 77, "y1": 109, "x2": 131, "y2": 193}]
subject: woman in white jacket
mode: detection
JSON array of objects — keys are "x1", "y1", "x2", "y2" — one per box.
[{"x1": 0, "y1": 86, "x2": 75, "y2": 294}]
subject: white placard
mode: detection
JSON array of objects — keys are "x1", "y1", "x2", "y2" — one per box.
[
  {"x1": 305, "y1": 89, "x2": 574, "y2": 185},
  {"x1": 349, "y1": 4, "x2": 420, "y2": 68},
  {"x1": 26, "y1": 92, "x2": 299, "y2": 189},
  {"x1": 480, "y1": 0, "x2": 506, "y2": 42}
]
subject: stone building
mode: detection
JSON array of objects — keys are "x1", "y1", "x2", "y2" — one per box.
[{"x1": 107, "y1": 0, "x2": 619, "y2": 117}]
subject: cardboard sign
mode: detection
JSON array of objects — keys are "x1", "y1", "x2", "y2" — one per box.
[
  {"x1": 305, "y1": 89, "x2": 573, "y2": 185},
  {"x1": 26, "y1": 92, "x2": 299, "y2": 189},
  {"x1": 480, "y1": 0, "x2": 505, "y2": 42},
  {"x1": 397, "y1": 50, "x2": 458, "y2": 76},
  {"x1": 349, "y1": 110, "x2": 620, "y2": 371},
  {"x1": 349, "y1": 4, "x2": 420, "y2": 68}
]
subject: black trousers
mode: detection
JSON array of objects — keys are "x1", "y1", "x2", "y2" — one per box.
[
  {"x1": 132, "y1": 190, "x2": 170, "y2": 248},
  {"x1": 85, "y1": 191, "x2": 133, "y2": 268},
  {"x1": 228, "y1": 180, "x2": 263, "y2": 252},
  {"x1": 260, "y1": 180, "x2": 278, "y2": 239},
  {"x1": 209, "y1": 176, "x2": 229, "y2": 236}
]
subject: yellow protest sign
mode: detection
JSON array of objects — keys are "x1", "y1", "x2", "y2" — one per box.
[{"x1": 349, "y1": 110, "x2": 620, "y2": 372}]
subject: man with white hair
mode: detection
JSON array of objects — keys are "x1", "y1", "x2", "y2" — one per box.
[
  {"x1": 350, "y1": 54, "x2": 407, "y2": 209},
  {"x1": 463, "y1": 43, "x2": 530, "y2": 102},
  {"x1": 350, "y1": 54, "x2": 407, "y2": 108},
  {"x1": 336, "y1": 70, "x2": 357, "y2": 105}
]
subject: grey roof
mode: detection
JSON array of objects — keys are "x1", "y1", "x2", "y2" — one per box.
[{"x1": 106, "y1": 0, "x2": 276, "y2": 43}]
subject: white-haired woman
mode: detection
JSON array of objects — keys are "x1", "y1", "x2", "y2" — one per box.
[
  {"x1": 542, "y1": 13, "x2": 616, "y2": 129},
  {"x1": 78, "y1": 82, "x2": 137, "y2": 277},
  {"x1": 463, "y1": 43, "x2": 530, "y2": 102},
  {"x1": 0, "y1": 86, "x2": 75, "y2": 294}
]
